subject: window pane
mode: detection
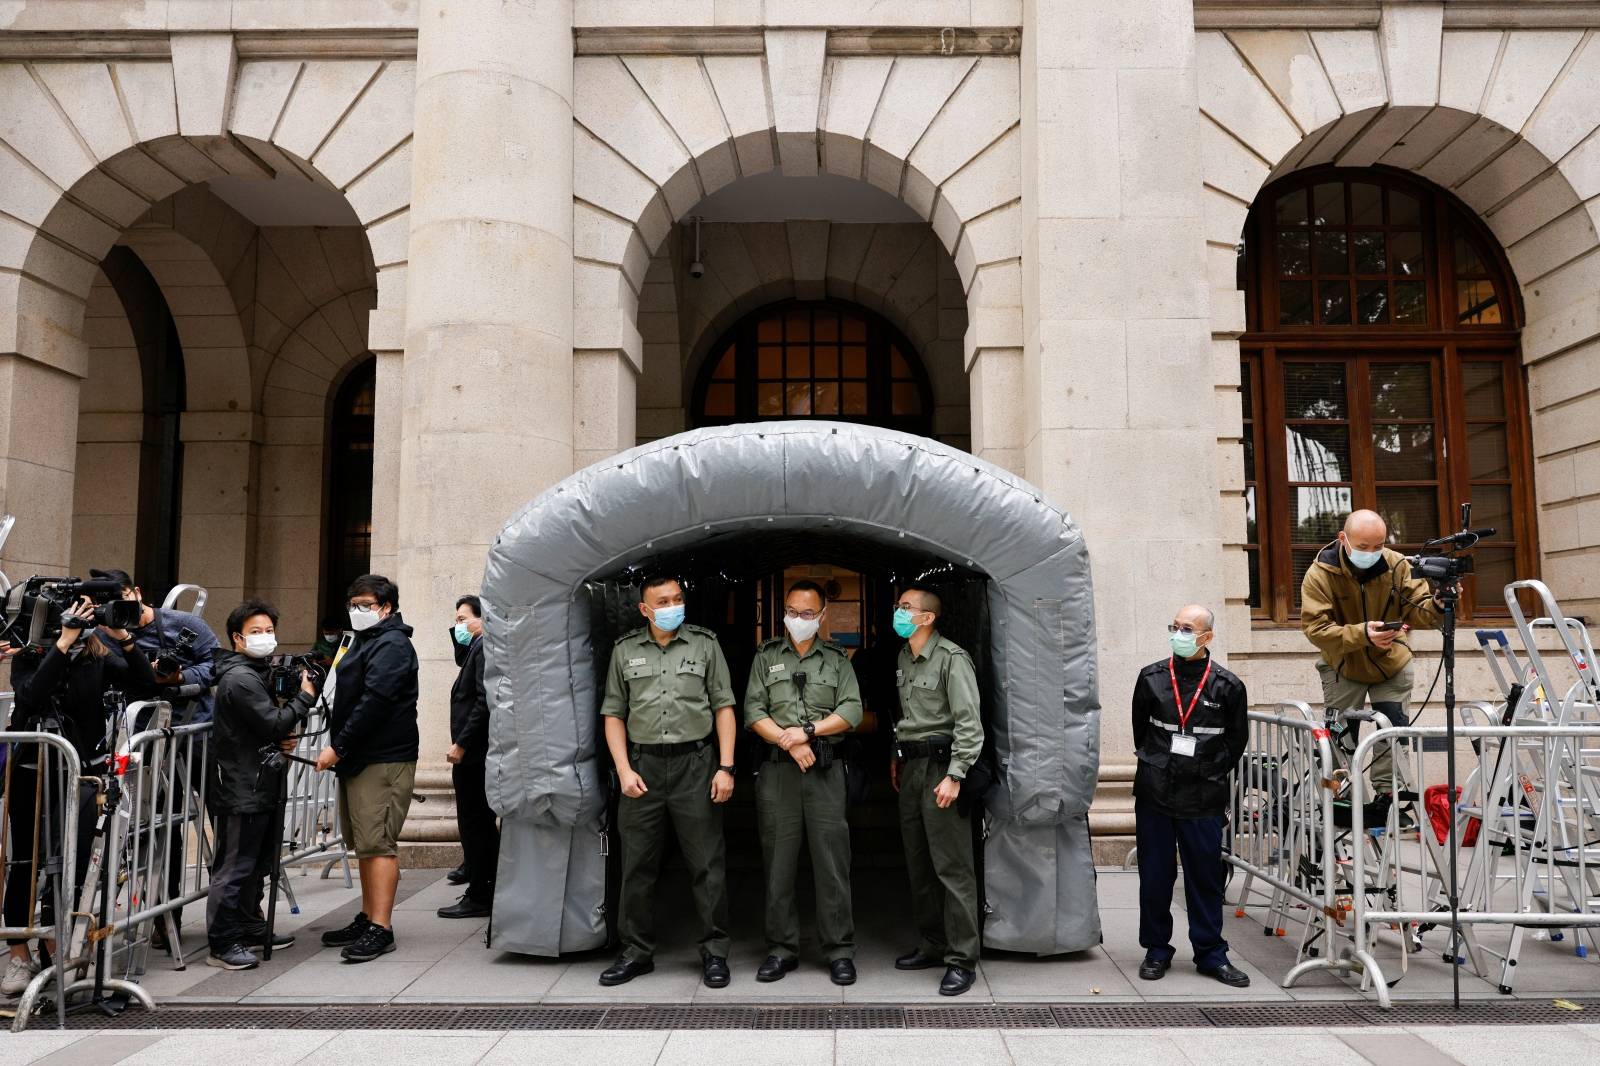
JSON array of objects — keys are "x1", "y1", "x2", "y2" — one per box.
[
  {"x1": 1284, "y1": 363, "x2": 1347, "y2": 419},
  {"x1": 1467, "y1": 423, "x2": 1510, "y2": 480},
  {"x1": 1277, "y1": 230, "x2": 1310, "y2": 275},
  {"x1": 713, "y1": 345, "x2": 735, "y2": 379},
  {"x1": 891, "y1": 346, "x2": 912, "y2": 378},
  {"x1": 1352, "y1": 230, "x2": 1386, "y2": 273},
  {"x1": 1373, "y1": 423, "x2": 1436, "y2": 479},
  {"x1": 1279, "y1": 282, "x2": 1312, "y2": 325},
  {"x1": 1461, "y1": 362, "x2": 1506, "y2": 417},
  {"x1": 1311, "y1": 183, "x2": 1343, "y2": 225},
  {"x1": 1356, "y1": 281, "x2": 1389, "y2": 324},
  {"x1": 785, "y1": 348, "x2": 810, "y2": 377},
  {"x1": 842, "y1": 382, "x2": 867, "y2": 414},
  {"x1": 1454, "y1": 232, "x2": 1488, "y2": 275},
  {"x1": 815, "y1": 347, "x2": 838, "y2": 377},
  {"x1": 1319, "y1": 281, "x2": 1351, "y2": 325},
  {"x1": 758, "y1": 347, "x2": 781, "y2": 379},
  {"x1": 1315, "y1": 230, "x2": 1348, "y2": 274},
  {"x1": 1246, "y1": 548, "x2": 1262, "y2": 610},
  {"x1": 1370, "y1": 362, "x2": 1432, "y2": 419},
  {"x1": 1245, "y1": 485, "x2": 1258, "y2": 542},
  {"x1": 1278, "y1": 188, "x2": 1310, "y2": 226},
  {"x1": 1292, "y1": 548, "x2": 1321, "y2": 608},
  {"x1": 703, "y1": 383, "x2": 735, "y2": 417},
  {"x1": 785, "y1": 381, "x2": 811, "y2": 415},
  {"x1": 1393, "y1": 281, "x2": 1427, "y2": 324},
  {"x1": 1376, "y1": 487, "x2": 1438, "y2": 542},
  {"x1": 1243, "y1": 434, "x2": 1255, "y2": 480},
  {"x1": 757, "y1": 317, "x2": 782, "y2": 342},
  {"x1": 1390, "y1": 190, "x2": 1421, "y2": 226},
  {"x1": 842, "y1": 316, "x2": 866, "y2": 342},
  {"x1": 1457, "y1": 279, "x2": 1501, "y2": 324},
  {"x1": 1351, "y1": 183, "x2": 1383, "y2": 225},
  {"x1": 1241, "y1": 364, "x2": 1253, "y2": 419},
  {"x1": 813, "y1": 381, "x2": 839, "y2": 415},
  {"x1": 1286, "y1": 424, "x2": 1351, "y2": 481},
  {"x1": 814, "y1": 314, "x2": 838, "y2": 342},
  {"x1": 1473, "y1": 547, "x2": 1516, "y2": 608},
  {"x1": 843, "y1": 345, "x2": 867, "y2": 377},
  {"x1": 892, "y1": 382, "x2": 920, "y2": 415},
  {"x1": 758, "y1": 382, "x2": 783, "y2": 415},
  {"x1": 1391, "y1": 231, "x2": 1425, "y2": 277},
  {"x1": 785, "y1": 310, "x2": 810, "y2": 341},
  {"x1": 1469, "y1": 484, "x2": 1513, "y2": 542},
  {"x1": 1293, "y1": 486, "x2": 1351, "y2": 542}
]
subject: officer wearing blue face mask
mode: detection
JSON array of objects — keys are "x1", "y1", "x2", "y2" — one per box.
[{"x1": 1131, "y1": 603, "x2": 1250, "y2": 987}]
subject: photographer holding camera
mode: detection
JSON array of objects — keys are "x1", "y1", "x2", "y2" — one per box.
[
  {"x1": 4, "y1": 597, "x2": 155, "y2": 994},
  {"x1": 204, "y1": 599, "x2": 314, "y2": 970},
  {"x1": 1300, "y1": 509, "x2": 1448, "y2": 795},
  {"x1": 96, "y1": 569, "x2": 220, "y2": 723}
]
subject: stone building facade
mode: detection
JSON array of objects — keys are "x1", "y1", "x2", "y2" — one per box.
[{"x1": 1, "y1": 1, "x2": 1598, "y2": 852}]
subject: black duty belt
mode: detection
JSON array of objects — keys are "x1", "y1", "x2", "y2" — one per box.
[
  {"x1": 895, "y1": 736, "x2": 953, "y2": 761},
  {"x1": 768, "y1": 739, "x2": 834, "y2": 761},
  {"x1": 632, "y1": 735, "x2": 712, "y2": 757}
]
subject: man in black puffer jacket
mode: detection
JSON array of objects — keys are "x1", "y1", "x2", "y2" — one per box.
[
  {"x1": 206, "y1": 598, "x2": 315, "y2": 971},
  {"x1": 1131, "y1": 603, "x2": 1250, "y2": 989}
]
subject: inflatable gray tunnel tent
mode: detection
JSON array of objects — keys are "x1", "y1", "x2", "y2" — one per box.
[{"x1": 481, "y1": 421, "x2": 1102, "y2": 958}]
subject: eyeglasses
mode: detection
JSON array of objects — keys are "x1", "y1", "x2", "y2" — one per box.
[
  {"x1": 348, "y1": 601, "x2": 379, "y2": 611},
  {"x1": 894, "y1": 602, "x2": 922, "y2": 613},
  {"x1": 1167, "y1": 624, "x2": 1209, "y2": 636},
  {"x1": 784, "y1": 608, "x2": 822, "y2": 621}
]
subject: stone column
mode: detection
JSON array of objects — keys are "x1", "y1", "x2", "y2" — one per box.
[
  {"x1": 401, "y1": 0, "x2": 575, "y2": 773},
  {"x1": 1023, "y1": 1, "x2": 1221, "y2": 854}
]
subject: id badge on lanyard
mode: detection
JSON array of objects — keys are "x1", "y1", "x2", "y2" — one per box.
[
  {"x1": 1170, "y1": 734, "x2": 1197, "y2": 758},
  {"x1": 1167, "y1": 656, "x2": 1212, "y2": 759}
]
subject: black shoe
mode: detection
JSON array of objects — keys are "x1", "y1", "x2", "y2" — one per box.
[
  {"x1": 756, "y1": 955, "x2": 798, "y2": 982},
  {"x1": 340, "y1": 923, "x2": 396, "y2": 963},
  {"x1": 830, "y1": 959, "x2": 857, "y2": 986},
  {"x1": 938, "y1": 965, "x2": 976, "y2": 996},
  {"x1": 445, "y1": 864, "x2": 468, "y2": 885},
  {"x1": 1138, "y1": 956, "x2": 1171, "y2": 981},
  {"x1": 894, "y1": 948, "x2": 941, "y2": 971},
  {"x1": 247, "y1": 930, "x2": 295, "y2": 952},
  {"x1": 702, "y1": 955, "x2": 730, "y2": 988},
  {"x1": 1198, "y1": 962, "x2": 1251, "y2": 988},
  {"x1": 437, "y1": 895, "x2": 492, "y2": 919},
  {"x1": 205, "y1": 943, "x2": 258, "y2": 971},
  {"x1": 320, "y1": 911, "x2": 372, "y2": 947},
  {"x1": 598, "y1": 956, "x2": 654, "y2": 986}
]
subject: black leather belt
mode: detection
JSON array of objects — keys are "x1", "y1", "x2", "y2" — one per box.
[
  {"x1": 895, "y1": 737, "x2": 952, "y2": 761},
  {"x1": 632, "y1": 735, "x2": 712, "y2": 757}
]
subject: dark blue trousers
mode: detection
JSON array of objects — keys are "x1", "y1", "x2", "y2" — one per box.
[{"x1": 1135, "y1": 802, "x2": 1230, "y2": 969}]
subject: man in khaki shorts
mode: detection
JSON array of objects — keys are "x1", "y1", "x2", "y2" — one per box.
[{"x1": 314, "y1": 574, "x2": 420, "y2": 963}]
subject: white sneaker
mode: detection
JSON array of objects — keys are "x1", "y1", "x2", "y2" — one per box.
[{"x1": 1, "y1": 955, "x2": 39, "y2": 996}]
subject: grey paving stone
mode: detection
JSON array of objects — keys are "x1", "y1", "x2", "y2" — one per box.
[
  {"x1": 0, "y1": 1032, "x2": 89, "y2": 1066},
  {"x1": 1411, "y1": 1023, "x2": 1600, "y2": 1066},
  {"x1": 1338, "y1": 1032, "x2": 1464, "y2": 1066},
  {"x1": 1004, "y1": 1031, "x2": 1190, "y2": 1066},
  {"x1": 25, "y1": 1033, "x2": 165, "y2": 1066},
  {"x1": 837, "y1": 1029, "x2": 1012, "y2": 1066},
  {"x1": 111, "y1": 1030, "x2": 338, "y2": 1066},
  {"x1": 658, "y1": 1029, "x2": 834, "y2": 1066},
  {"x1": 306, "y1": 1030, "x2": 504, "y2": 1065},
  {"x1": 477, "y1": 1031, "x2": 669, "y2": 1066}
]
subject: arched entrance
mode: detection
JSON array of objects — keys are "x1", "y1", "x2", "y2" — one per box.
[{"x1": 481, "y1": 421, "x2": 1100, "y2": 959}]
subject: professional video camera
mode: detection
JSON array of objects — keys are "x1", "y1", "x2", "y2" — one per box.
[
  {"x1": 268, "y1": 652, "x2": 327, "y2": 703},
  {"x1": 1, "y1": 574, "x2": 142, "y2": 650},
  {"x1": 1406, "y1": 503, "x2": 1495, "y2": 588},
  {"x1": 154, "y1": 625, "x2": 200, "y2": 677}
]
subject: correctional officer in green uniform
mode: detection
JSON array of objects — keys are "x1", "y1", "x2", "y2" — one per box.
[
  {"x1": 598, "y1": 576, "x2": 738, "y2": 989},
  {"x1": 889, "y1": 585, "x2": 984, "y2": 996},
  {"x1": 745, "y1": 580, "x2": 864, "y2": 986}
]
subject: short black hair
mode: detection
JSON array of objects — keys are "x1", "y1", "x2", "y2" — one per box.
[
  {"x1": 786, "y1": 579, "x2": 828, "y2": 607},
  {"x1": 347, "y1": 574, "x2": 399, "y2": 611},
  {"x1": 90, "y1": 568, "x2": 136, "y2": 593},
  {"x1": 638, "y1": 574, "x2": 681, "y2": 602},
  {"x1": 456, "y1": 594, "x2": 482, "y2": 617},
  {"x1": 901, "y1": 584, "x2": 942, "y2": 617},
  {"x1": 226, "y1": 598, "x2": 278, "y2": 642}
]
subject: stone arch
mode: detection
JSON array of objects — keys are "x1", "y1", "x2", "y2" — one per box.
[{"x1": 1196, "y1": 19, "x2": 1600, "y2": 619}]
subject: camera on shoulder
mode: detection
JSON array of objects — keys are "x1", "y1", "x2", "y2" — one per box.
[
  {"x1": 267, "y1": 652, "x2": 327, "y2": 704},
  {"x1": 2, "y1": 574, "x2": 140, "y2": 648}
]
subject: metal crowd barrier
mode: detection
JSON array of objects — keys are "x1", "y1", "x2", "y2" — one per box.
[{"x1": 278, "y1": 699, "x2": 352, "y2": 894}]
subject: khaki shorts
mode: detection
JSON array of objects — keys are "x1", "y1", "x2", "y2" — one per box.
[{"x1": 338, "y1": 761, "x2": 417, "y2": 859}]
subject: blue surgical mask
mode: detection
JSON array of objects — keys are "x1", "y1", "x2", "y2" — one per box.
[
  {"x1": 1346, "y1": 546, "x2": 1383, "y2": 570},
  {"x1": 1169, "y1": 631, "x2": 1200, "y2": 659},
  {"x1": 651, "y1": 604, "x2": 685, "y2": 632},
  {"x1": 453, "y1": 622, "x2": 474, "y2": 646},
  {"x1": 892, "y1": 607, "x2": 919, "y2": 639}
]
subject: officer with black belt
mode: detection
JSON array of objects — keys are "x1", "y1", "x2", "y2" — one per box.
[
  {"x1": 888, "y1": 585, "x2": 984, "y2": 997},
  {"x1": 598, "y1": 576, "x2": 738, "y2": 988},
  {"x1": 1132, "y1": 603, "x2": 1250, "y2": 987},
  {"x1": 745, "y1": 579, "x2": 864, "y2": 986}
]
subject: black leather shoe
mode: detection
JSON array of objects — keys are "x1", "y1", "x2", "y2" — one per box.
[
  {"x1": 598, "y1": 956, "x2": 654, "y2": 986},
  {"x1": 756, "y1": 955, "x2": 798, "y2": 982},
  {"x1": 1198, "y1": 962, "x2": 1251, "y2": 988},
  {"x1": 938, "y1": 965, "x2": 976, "y2": 996},
  {"x1": 894, "y1": 948, "x2": 941, "y2": 971},
  {"x1": 445, "y1": 864, "x2": 468, "y2": 885},
  {"x1": 437, "y1": 895, "x2": 492, "y2": 920},
  {"x1": 829, "y1": 959, "x2": 857, "y2": 986},
  {"x1": 1138, "y1": 956, "x2": 1171, "y2": 981},
  {"x1": 703, "y1": 955, "x2": 730, "y2": 988}
]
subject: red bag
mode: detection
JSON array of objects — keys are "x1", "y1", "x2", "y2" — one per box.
[{"x1": 1425, "y1": 784, "x2": 1480, "y2": 847}]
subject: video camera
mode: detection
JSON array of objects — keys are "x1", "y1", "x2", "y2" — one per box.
[
  {"x1": 1405, "y1": 503, "x2": 1496, "y2": 588},
  {"x1": 268, "y1": 652, "x2": 327, "y2": 703},
  {"x1": 155, "y1": 625, "x2": 200, "y2": 677},
  {"x1": 2, "y1": 574, "x2": 141, "y2": 650}
]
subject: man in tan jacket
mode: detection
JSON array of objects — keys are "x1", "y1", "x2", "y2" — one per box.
[{"x1": 1300, "y1": 509, "x2": 1442, "y2": 793}]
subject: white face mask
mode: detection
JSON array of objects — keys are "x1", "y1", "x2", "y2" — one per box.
[
  {"x1": 349, "y1": 606, "x2": 381, "y2": 632},
  {"x1": 243, "y1": 632, "x2": 277, "y2": 659},
  {"x1": 784, "y1": 614, "x2": 822, "y2": 644}
]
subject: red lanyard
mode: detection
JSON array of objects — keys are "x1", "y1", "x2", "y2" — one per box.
[{"x1": 1168, "y1": 656, "x2": 1212, "y2": 734}]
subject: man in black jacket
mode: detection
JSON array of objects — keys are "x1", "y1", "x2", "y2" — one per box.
[
  {"x1": 314, "y1": 574, "x2": 419, "y2": 963},
  {"x1": 1132, "y1": 603, "x2": 1250, "y2": 988},
  {"x1": 205, "y1": 598, "x2": 314, "y2": 971},
  {"x1": 438, "y1": 594, "x2": 497, "y2": 919}
]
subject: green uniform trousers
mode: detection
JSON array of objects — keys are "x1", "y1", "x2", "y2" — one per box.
[
  {"x1": 1317, "y1": 660, "x2": 1414, "y2": 793},
  {"x1": 755, "y1": 752, "x2": 855, "y2": 961},
  {"x1": 897, "y1": 756, "x2": 980, "y2": 969},
  {"x1": 616, "y1": 746, "x2": 731, "y2": 961}
]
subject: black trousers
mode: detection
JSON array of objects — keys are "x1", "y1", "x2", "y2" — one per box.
[
  {"x1": 4, "y1": 757, "x2": 95, "y2": 949},
  {"x1": 206, "y1": 811, "x2": 276, "y2": 951},
  {"x1": 1135, "y1": 802, "x2": 1231, "y2": 970},
  {"x1": 453, "y1": 758, "x2": 500, "y2": 904}
]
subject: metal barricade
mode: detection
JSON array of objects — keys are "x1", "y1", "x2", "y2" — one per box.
[
  {"x1": 1226, "y1": 702, "x2": 1341, "y2": 964},
  {"x1": 279, "y1": 700, "x2": 351, "y2": 892}
]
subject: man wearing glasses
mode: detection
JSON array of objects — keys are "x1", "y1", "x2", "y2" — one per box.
[
  {"x1": 888, "y1": 585, "x2": 983, "y2": 996},
  {"x1": 744, "y1": 580, "x2": 864, "y2": 986},
  {"x1": 1131, "y1": 604, "x2": 1250, "y2": 987}
]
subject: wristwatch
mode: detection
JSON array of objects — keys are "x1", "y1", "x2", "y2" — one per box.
[
  {"x1": 802, "y1": 721, "x2": 817, "y2": 740},
  {"x1": 717, "y1": 764, "x2": 736, "y2": 777}
]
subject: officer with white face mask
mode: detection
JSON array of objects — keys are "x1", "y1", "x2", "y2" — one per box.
[{"x1": 743, "y1": 580, "x2": 864, "y2": 985}]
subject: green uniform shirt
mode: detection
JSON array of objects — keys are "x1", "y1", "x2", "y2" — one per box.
[
  {"x1": 744, "y1": 635, "x2": 864, "y2": 730},
  {"x1": 600, "y1": 624, "x2": 736, "y2": 744},
  {"x1": 895, "y1": 630, "x2": 983, "y2": 780}
]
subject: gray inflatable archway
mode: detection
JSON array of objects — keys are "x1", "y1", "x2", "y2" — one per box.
[{"x1": 481, "y1": 421, "x2": 1102, "y2": 957}]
